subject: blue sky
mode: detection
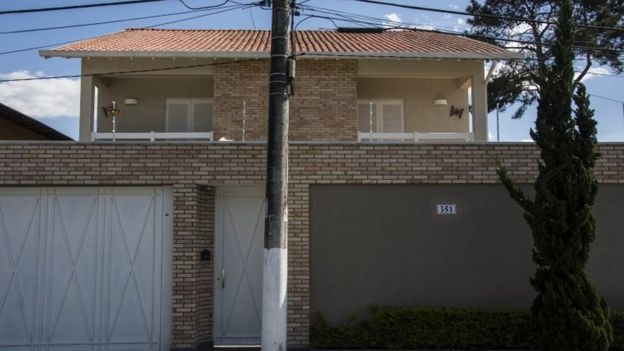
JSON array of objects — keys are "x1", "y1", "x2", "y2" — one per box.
[{"x1": 0, "y1": 0, "x2": 622, "y2": 141}]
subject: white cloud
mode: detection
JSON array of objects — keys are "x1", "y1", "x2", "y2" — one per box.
[
  {"x1": 457, "y1": 18, "x2": 465, "y2": 25},
  {"x1": 384, "y1": 13, "x2": 402, "y2": 23},
  {"x1": 417, "y1": 25, "x2": 437, "y2": 30},
  {"x1": 0, "y1": 70, "x2": 80, "y2": 119}
]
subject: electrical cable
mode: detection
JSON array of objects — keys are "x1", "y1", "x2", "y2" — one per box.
[
  {"x1": 0, "y1": 7, "x2": 236, "y2": 35},
  {"x1": 291, "y1": 7, "x2": 624, "y2": 78},
  {"x1": 288, "y1": 0, "x2": 296, "y2": 96},
  {"x1": 348, "y1": 0, "x2": 624, "y2": 33},
  {"x1": 0, "y1": 3, "x2": 255, "y2": 56},
  {"x1": 0, "y1": 0, "x2": 167, "y2": 15},
  {"x1": 0, "y1": 59, "x2": 260, "y2": 83},
  {"x1": 178, "y1": 0, "x2": 230, "y2": 10},
  {"x1": 296, "y1": 11, "x2": 624, "y2": 55},
  {"x1": 591, "y1": 94, "x2": 624, "y2": 103},
  {"x1": 300, "y1": 4, "x2": 624, "y2": 53}
]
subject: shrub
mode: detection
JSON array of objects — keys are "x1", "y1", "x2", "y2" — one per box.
[{"x1": 311, "y1": 306, "x2": 624, "y2": 350}]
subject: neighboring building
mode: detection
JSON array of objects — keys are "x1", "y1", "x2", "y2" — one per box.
[
  {"x1": 0, "y1": 28, "x2": 622, "y2": 351},
  {"x1": 0, "y1": 103, "x2": 72, "y2": 140}
]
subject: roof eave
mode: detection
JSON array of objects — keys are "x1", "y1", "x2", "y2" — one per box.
[
  {"x1": 39, "y1": 50, "x2": 270, "y2": 59},
  {"x1": 302, "y1": 51, "x2": 523, "y2": 60},
  {"x1": 40, "y1": 49, "x2": 523, "y2": 61}
]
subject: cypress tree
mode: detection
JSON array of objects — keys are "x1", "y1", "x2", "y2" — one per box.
[{"x1": 497, "y1": 1, "x2": 613, "y2": 350}]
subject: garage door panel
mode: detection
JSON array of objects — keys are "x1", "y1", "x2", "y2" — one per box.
[
  {"x1": 48, "y1": 192, "x2": 99, "y2": 347},
  {"x1": 48, "y1": 279, "x2": 93, "y2": 345},
  {"x1": 0, "y1": 187, "x2": 171, "y2": 351},
  {"x1": 111, "y1": 193, "x2": 155, "y2": 255},
  {"x1": 0, "y1": 192, "x2": 42, "y2": 347},
  {"x1": 0, "y1": 280, "x2": 31, "y2": 346},
  {"x1": 109, "y1": 279, "x2": 152, "y2": 343}
]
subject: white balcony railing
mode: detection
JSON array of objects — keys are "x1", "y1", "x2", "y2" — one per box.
[
  {"x1": 358, "y1": 132, "x2": 474, "y2": 142},
  {"x1": 92, "y1": 131, "x2": 214, "y2": 141}
]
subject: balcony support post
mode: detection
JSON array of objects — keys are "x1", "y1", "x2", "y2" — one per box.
[
  {"x1": 471, "y1": 71, "x2": 489, "y2": 142},
  {"x1": 79, "y1": 75, "x2": 95, "y2": 141}
]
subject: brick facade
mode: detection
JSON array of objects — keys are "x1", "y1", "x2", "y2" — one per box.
[
  {"x1": 1, "y1": 142, "x2": 623, "y2": 349},
  {"x1": 213, "y1": 60, "x2": 358, "y2": 142}
]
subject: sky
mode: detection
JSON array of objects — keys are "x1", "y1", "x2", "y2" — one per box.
[{"x1": 0, "y1": 0, "x2": 623, "y2": 141}]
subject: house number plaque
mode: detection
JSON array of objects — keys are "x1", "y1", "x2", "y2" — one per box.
[{"x1": 437, "y1": 204, "x2": 457, "y2": 215}]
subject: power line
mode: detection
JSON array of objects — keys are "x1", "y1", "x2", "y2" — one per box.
[
  {"x1": 299, "y1": 6, "x2": 623, "y2": 77},
  {"x1": 0, "y1": 59, "x2": 259, "y2": 84},
  {"x1": 178, "y1": 0, "x2": 235, "y2": 10},
  {"x1": 0, "y1": 7, "x2": 228, "y2": 34},
  {"x1": 0, "y1": 0, "x2": 167, "y2": 15},
  {"x1": 0, "y1": 3, "x2": 254, "y2": 56},
  {"x1": 348, "y1": 0, "x2": 624, "y2": 33},
  {"x1": 292, "y1": 51, "x2": 623, "y2": 78},
  {"x1": 591, "y1": 94, "x2": 624, "y2": 104},
  {"x1": 302, "y1": 4, "x2": 624, "y2": 52},
  {"x1": 296, "y1": 10, "x2": 624, "y2": 55},
  {"x1": 582, "y1": 71, "x2": 624, "y2": 79}
]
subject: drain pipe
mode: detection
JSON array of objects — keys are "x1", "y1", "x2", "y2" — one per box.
[
  {"x1": 485, "y1": 60, "x2": 499, "y2": 83},
  {"x1": 242, "y1": 101, "x2": 246, "y2": 142},
  {"x1": 486, "y1": 61, "x2": 499, "y2": 142}
]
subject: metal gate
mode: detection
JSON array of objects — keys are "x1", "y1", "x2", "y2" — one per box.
[
  {"x1": 0, "y1": 187, "x2": 172, "y2": 350},
  {"x1": 214, "y1": 187, "x2": 265, "y2": 346}
]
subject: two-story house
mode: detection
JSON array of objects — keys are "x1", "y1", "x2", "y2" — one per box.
[{"x1": 0, "y1": 28, "x2": 622, "y2": 351}]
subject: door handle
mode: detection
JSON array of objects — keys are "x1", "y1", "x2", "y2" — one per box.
[{"x1": 221, "y1": 269, "x2": 226, "y2": 289}]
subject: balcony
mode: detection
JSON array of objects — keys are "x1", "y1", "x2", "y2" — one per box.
[
  {"x1": 91, "y1": 131, "x2": 214, "y2": 141},
  {"x1": 357, "y1": 132, "x2": 474, "y2": 142}
]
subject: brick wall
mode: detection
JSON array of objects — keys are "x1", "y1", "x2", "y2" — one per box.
[
  {"x1": 213, "y1": 60, "x2": 358, "y2": 142},
  {"x1": 196, "y1": 185, "x2": 214, "y2": 345},
  {"x1": 1, "y1": 142, "x2": 623, "y2": 349},
  {"x1": 214, "y1": 61, "x2": 269, "y2": 142},
  {"x1": 289, "y1": 60, "x2": 358, "y2": 141}
]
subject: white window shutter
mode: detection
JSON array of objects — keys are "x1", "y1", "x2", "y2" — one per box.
[
  {"x1": 166, "y1": 100, "x2": 190, "y2": 132},
  {"x1": 192, "y1": 100, "x2": 213, "y2": 132},
  {"x1": 381, "y1": 103, "x2": 403, "y2": 132},
  {"x1": 357, "y1": 102, "x2": 378, "y2": 132}
]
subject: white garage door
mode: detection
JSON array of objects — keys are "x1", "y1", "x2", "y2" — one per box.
[{"x1": 0, "y1": 187, "x2": 172, "y2": 351}]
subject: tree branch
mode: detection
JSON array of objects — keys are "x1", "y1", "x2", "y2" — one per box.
[{"x1": 573, "y1": 52, "x2": 593, "y2": 88}]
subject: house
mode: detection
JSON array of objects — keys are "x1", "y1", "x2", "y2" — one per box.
[
  {"x1": 0, "y1": 103, "x2": 72, "y2": 140},
  {"x1": 0, "y1": 28, "x2": 622, "y2": 351},
  {"x1": 38, "y1": 28, "x2": 521, "y2": 143}
]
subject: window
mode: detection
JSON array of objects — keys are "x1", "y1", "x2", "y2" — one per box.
[
  {"x1": 165, "y1": 98, "x2": 213, "y2": 132},
  {"x1": 357, "y1": 99, "x2": 404, "y2": 133}
]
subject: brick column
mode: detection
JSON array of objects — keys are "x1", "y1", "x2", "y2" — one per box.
[{"x1": 171, "y1": 184, "x2": 214, "y2": 349}]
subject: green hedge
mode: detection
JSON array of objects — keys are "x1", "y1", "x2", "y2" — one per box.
[{"x1": 311, "y1": 306, "x2": 624, "y2": 350}]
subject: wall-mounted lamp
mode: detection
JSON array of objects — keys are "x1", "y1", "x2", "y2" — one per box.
[
  {"x1": 124, "y1": 98, "x2": 139, "y2": 106},
  {"x1": 102, "y1": 101, "x2": 121, "y2": 141},
  {"x1": 450, "y1": 105, "x2": 465, "y2": 119},
  {"x1": 434, "y1": 99, "x2": 448, "y2": 106}
]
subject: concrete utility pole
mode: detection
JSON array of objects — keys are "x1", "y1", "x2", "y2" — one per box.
[{"x1": 262, "y1": 0, "x2": 291, "y2": 350}]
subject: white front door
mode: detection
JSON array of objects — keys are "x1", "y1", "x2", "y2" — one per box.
[
  {"x1": 214, "y1": 187, "x2": 265, "y2": 345},
  {"x1": 0, "y1": 187, "x2": 172, "y2": 351}
]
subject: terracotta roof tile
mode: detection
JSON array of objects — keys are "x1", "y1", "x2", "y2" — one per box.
[{"x1": 42, "y1": 28, "x2": 520, "y2": 60}]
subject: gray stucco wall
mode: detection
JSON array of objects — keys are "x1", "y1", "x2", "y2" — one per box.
[{"x1": 310, "y1": 184, "x2": 624, "y2": 325}]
